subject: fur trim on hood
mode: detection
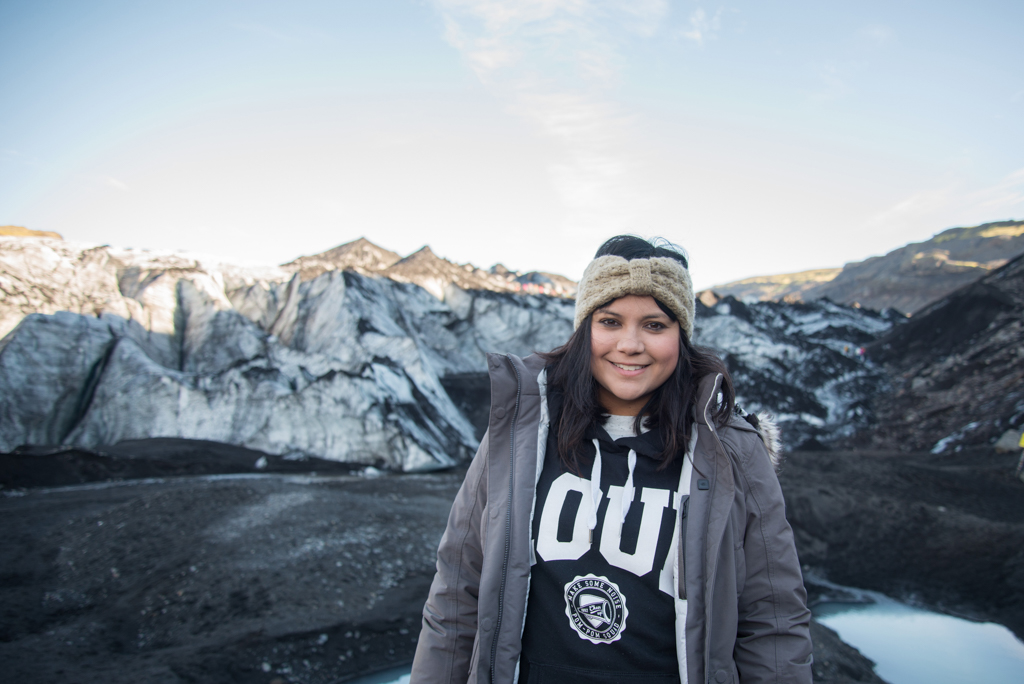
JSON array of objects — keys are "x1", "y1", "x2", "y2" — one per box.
[
  {"x1": 754, "y1": 411, "x2": 783, "y2": 470},
  {"x1": 738, "y1": 409, "x2": 784, "y2": 471}
]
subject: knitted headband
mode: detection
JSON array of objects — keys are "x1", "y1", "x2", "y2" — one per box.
[{"x1": 574, "y1": 255, "x2": 695, "y2": 338}]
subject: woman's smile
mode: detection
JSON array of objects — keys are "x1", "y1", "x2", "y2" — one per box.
[
  {"x1": 590, "y1": 294, "x2": 680, "y2": 416},
  {"x1": 611, "y1": 362, "x2": 647, "y2": 372}
]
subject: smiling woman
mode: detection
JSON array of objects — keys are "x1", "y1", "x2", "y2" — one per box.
[
  {"x1": 590, "y1": 294, "x2": 680, "y2": 416},
  {"x1": 411, "y1": 235, "x2": 813, "y2": 684}
]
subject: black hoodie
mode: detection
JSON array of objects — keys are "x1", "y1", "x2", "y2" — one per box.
[{"x1": 519, "y1": 393, "x2": 687, "y2": 683}]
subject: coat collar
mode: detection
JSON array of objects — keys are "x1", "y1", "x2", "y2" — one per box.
[
  {"x1": 693, "y1": 372, "x2": 782, "y2": 469},
  {"x1": 695, "y1": 373, "x2": 723, "y2": 428}
]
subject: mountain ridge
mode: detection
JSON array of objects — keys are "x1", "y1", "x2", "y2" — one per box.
[
  {"x1": 710, "y1": 219, "x2": 1024, "y2": 313},
  {"x1": 281, "y1": 237, "x2": 402, "y2": 280},
  {"x1": 282, "y1": 237, "x2": 577, "y2": 298}
]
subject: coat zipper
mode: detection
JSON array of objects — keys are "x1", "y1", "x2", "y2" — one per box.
[
  {"x1": 678, "y1": 496, "x2": 689, "y2": 599},
  {"x1": 490, "y1": 354, "x2": 522, "y2": 683},
  {"x1": 702, "y1": 373, "x2": 725, "y2": 684}
]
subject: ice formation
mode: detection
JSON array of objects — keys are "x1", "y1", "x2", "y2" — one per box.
[{"x1": 0, "y1": 237, "x2": 896, "y2": 466}]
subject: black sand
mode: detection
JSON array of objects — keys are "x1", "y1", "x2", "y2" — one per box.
[
  {"x1": 1, "y1": 445, "x2": 457, "y2": 683},
  {"x1": 6, "y1": 439, "x2": 1021, "y2": 683}
]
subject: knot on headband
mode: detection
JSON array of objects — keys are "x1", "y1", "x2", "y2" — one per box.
[
  {"x1": 574, "y1": 255, "x2": 695, "y2": 338},
  {"x1": 627, "y1": 259, "x2": 655, "y2": 294}
]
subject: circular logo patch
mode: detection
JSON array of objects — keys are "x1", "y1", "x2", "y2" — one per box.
[{"x1": 563, "y1": 574, "x2": 628, "y2": 644}]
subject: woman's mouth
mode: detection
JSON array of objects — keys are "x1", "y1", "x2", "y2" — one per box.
[{"x1": 612, "y1": 362, "x2": 648, "y2": 371}]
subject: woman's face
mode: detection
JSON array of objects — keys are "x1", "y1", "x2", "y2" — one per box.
[{"x1": 589, "y1": 294, "x2": 680, "y2": 416}]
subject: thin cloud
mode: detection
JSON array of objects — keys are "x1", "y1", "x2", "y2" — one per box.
[
  {"x1": 230, "y1": 22, "x2": 326, "y2": 43},
  {"x1": 1, "y1": 149, "x2": 42, "y2": 168},
  {"x1": 809, "y1": 62, "x2": 852, "y2": 102},
  {"x1": 866, "y1": 167, "x2": 1024, "y2": 233},
  {"x1": 680, "y1": 8, "x2": 722, "y2": 46},
  {"x1": 621, "y1": 0, "x2": 670, "y2": 36},
  {"x1": 971, "y1": 167, "x2": 1024, "y2": 211},
  {"x1": 102, "y1": 176, "x2": 129, "y2": 191},
  {"x1": 807, "y1": 23, "x2": 893, "y2": 103},
  {"x1": 231, "y1": 22, "x2": 293, "y2": 41},
  {"x1": 431, "y1": 0, "x2": 667, "y2": 234},
  {"x1": 859, "y1": 24, "x2": 894, "y2": 45},
  {"x1": 867, "y1": 185, "x2": 954, "y2": 227}
]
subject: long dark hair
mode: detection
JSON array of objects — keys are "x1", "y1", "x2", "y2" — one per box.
[{"x1": 543, "y1": 235, "x2": 735, "y2": 472}]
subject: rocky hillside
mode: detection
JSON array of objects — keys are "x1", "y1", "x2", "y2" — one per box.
[
  {"x1": 712, "y1": 219, "x2": 1024, "y2": 314},
  {"x1": 694, "y1": 294, "x2": 898, "y2": 448},
  {"x1": 0, "y1": 235, "x2": 900, "y2": 466},
  {"x1": 781, "y1": 446, "x2": 1024, "y2": 641},
  {"x1": 845, "y1": 253, "x2": 1024, "y2": 453},
  {"x1": 0, "y1": 225, "x2": 63, "y2": 239},
  {"x1": 703, "y1": 268, "x2": 842, "y2": 303}
]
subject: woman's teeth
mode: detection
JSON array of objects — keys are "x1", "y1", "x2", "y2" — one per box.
[{"x1": 613, "y1": 363, "x2": 646, "y2": 371}]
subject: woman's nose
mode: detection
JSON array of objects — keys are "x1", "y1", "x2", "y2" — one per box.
[{"x1": 617, "y1": 333, "x2": 644, "y2": 354}]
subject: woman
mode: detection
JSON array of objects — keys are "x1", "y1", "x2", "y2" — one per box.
[{"x1": 411, "y1": 236, "x2": 812, "y2": 684}]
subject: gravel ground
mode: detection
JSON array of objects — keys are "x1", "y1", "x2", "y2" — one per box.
[
  {"x1": 1, "y1": 466, "x2": 462, "y2": 683},
  {"x1": 780, "y1": 447, "x2": 1024, "y2": 640},
  {"x1": 0, "y1": 439, "x2": 916, "y2": 684}
]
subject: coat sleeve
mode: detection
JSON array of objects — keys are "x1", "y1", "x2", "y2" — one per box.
[
  {"x1": 733, "y1": 434, "x2": 813, "y2": 684},
  {"x1": 410, "y1": 430, "x2": 489, "y2": 684}
]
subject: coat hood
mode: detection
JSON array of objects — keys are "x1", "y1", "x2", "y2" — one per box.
[{"x1": 695, "y1": 373, "x2": 784, "y2": 471}]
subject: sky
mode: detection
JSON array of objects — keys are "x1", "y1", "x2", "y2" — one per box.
[{"x1": 1, "y1": 0, "x2": 1022, "y2": 289}]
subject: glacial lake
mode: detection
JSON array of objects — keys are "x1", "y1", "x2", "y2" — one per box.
[
  {"x1": 352, "y1": 589, "x2": 1024, "y2": 684},
  {"x1": 814, "y1": 590, "x2": 1024, "y2": 684},
  {"x1": 349, "y1": 665, "x2": 410, "y2": 684}
]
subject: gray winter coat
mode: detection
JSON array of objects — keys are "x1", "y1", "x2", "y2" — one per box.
[{"x1": 412, "y1": 353, "x2": 812, "y2": 684}]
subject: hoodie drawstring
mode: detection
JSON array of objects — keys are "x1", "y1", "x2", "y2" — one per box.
[
  {"x1": 621, "y1": 450, "x2": 637, "y2": 522},
  {"x1": 588, "y1": 439, "x2": 602, "y2": 541},
  {"x1": 588, "y1": 438, "x2": 638, "y2": 543}
]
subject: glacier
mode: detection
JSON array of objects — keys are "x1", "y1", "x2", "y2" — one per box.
[{"x1": 0, "y1": 237, "x2": 898, "y2": 467}]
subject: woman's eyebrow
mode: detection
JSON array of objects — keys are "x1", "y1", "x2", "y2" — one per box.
[{"x1": 594, "y1": 307, "x2": 671, "y2": 322}]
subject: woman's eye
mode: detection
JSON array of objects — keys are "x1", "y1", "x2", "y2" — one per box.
[
  {"x1": 598, "y1": 317, "x2": 619, "y2": 326},
  {"x1": 646, "y1": 322, "x2": 666, "y2": 331}
]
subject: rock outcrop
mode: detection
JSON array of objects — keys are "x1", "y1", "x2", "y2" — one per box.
[{"x1": 694, "y1": 296, "x2": 898, "y2": 448}]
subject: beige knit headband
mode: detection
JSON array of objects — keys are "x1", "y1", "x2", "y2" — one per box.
[{"x1": 574, "y1": 255, "x2": 695, "y2": 338}]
